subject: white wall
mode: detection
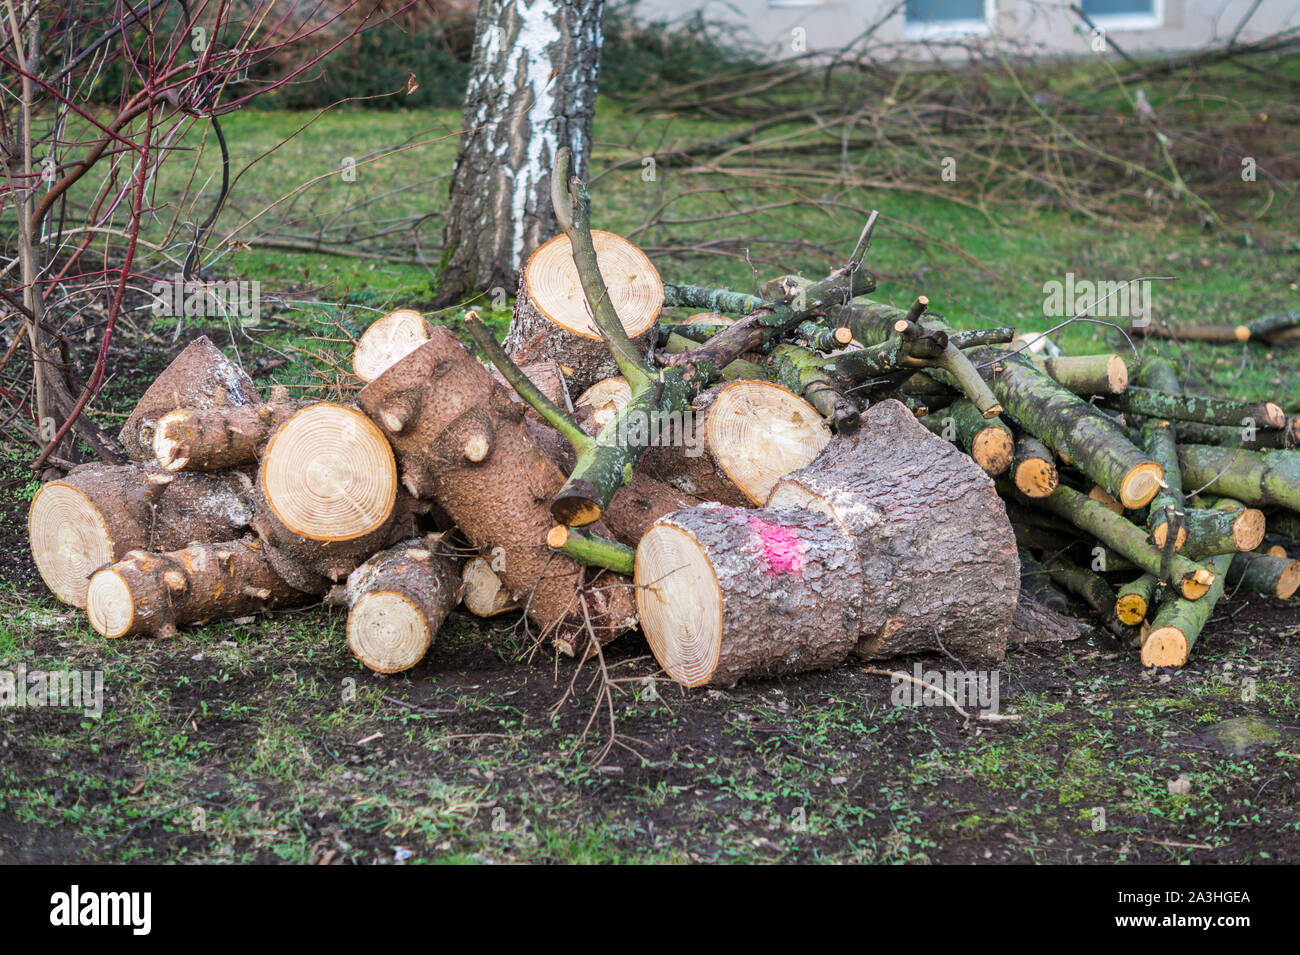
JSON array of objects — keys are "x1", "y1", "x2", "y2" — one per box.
[{"x1": 632, "y1": 0, "x2": 1300, "y2": 59}]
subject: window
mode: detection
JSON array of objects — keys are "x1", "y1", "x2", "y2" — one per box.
[
  {"x1": 1080, "y1": 0, "x2": 1163, "y2": 31},
  {"x1": 904, "y1": 0, "x2": 993, "y2": 39}
]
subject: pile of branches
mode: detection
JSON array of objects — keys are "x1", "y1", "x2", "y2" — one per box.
[{"x1": 27, "y1": 149, "x2": 1300, "y2": 689}]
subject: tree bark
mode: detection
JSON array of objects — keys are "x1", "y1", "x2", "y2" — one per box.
[
  {"x1": 152, "y1": 401, "x2": 299, "y2": 472},
  {"x1": 355, "y1": 327, "x2": 637, "y2": 652},
  {"x1": 436, "y1": 0, "x2": 604, "y2": 304},
  {"x1": 1177, "y1": 446, "x2": 1300, "y2": 513},
  {"x1": 768, "y1": 399, "x2": 1019, "y2": 661}
]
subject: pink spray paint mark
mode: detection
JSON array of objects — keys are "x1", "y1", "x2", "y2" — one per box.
[{"x1": 749, "y1": 516, "x2": 805, "y2": 576}]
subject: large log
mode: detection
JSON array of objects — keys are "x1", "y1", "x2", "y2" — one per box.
[
  {"x1": 767, "y1": 399, "x2": 1019, "y2": 661},
  {"x1": 355, "y1": 328, "x2": 637, "y2": 651},
  {"x1": 251, "y1": 402, "x2": 400, "y2": 593},
  {"x1": 119, "y1": 336, "x2": 258, "y2": 460},
  {"x1": 503, "y1": 231, "x2": 662, "y2": 394},
  {"x1": 86, "y1": 536, "x2": 307, "y2": 639},
  {"x1": 642, "y1": 380, "x2": 831, "y2": 508},
  {"x1": 634, "y1": 503, "x2": 863, "y2": 687},
  {"x1": 29, "y1": 463, "x2": 254, "y2": 608},
  {"x1": 344, "y1": 536, "x2": 463, "y2": 673}
]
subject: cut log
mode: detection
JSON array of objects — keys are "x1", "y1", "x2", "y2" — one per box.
[
  {"x1": 575, "y1": 377, "x2": 632, "y2": 430},
  {"x1": 642, "y1": 380, "x2": 831, "y2": 507},
  {"x1": 1104, "y1": 387, "x2": 1286, "y2": 430},
  {"x1": 1177, "y1": 498, "x2": 1266, "y2": 559},
  {"x1": 1030, "y1": 354, "x2": 1128, "y2": 395},
  {"x1": 634, "y1": 503, "x2": 863, "y2": 687},
  {"x1": 1226, "y1": 550, "x2": 1300, "y2": 600},
  {"x1": 252, "y1": 402, "x2": 399, "y2": 593},
  {"x1": 1159, "y1": 418, "x2": 1299, "y2": 451},
  {"x1": 1141, "y1": 553, "x2": 1233, "y2": 667},
  {"x1": 1012, "y1": 434, "x2": 1059, "y2": 498},
  {"x1": 766, "y1": 343, "x2": 861, "y2": 433},
  {"x1": 767, "y1": 399, "x2": 1018, "y2": 661},
  {"x1": 29, "y1": 464, "x2": 254, "y2": 608},
  {"x1": 461, "y1": 556, "x2": 519, "y2": 617},
  {"x1": 119, "y1": 336, "x2": 258, "y2": 460},
  {"x1": 86, "y1": 536, "x2": 306, "y2": 639},
  {"x1": 924, "y1": 398, "x2": 1014, "y2": 476},
  {"x1": 1116, "y1": 573, "x2": 1160, "y2": 625},
  {"x1": 344, "y1": 537, "x2": 463, "y2": 673},
  {"x1": 1177, "y1": 446, "x2": 1300, "y2": 513},
  {"x1": 352, "y1": 309, "x2": 432, "y2": 383},
  {"x1": 966, "y1": 347, "x2": 1163, "y2": 508},
  {"x1": 355, "y1": 328, "x2": 637, "y2": 651},
  {"x1": 152, "y1": 401, "x2": 298, "y2": 472},
  {"x1": 503, "y1": 230, "x2": 662, "y2": 394}
]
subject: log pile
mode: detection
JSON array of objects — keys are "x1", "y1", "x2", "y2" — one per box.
[{"x1": 26, "y1": 147, "x2": 1300, "y2": 686}]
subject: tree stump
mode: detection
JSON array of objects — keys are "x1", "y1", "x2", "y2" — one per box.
[
  {"x1": 119, "y1": 336, "x2": 258, "y2": 460},
  {"x1": 344, "y1": 537, "x2": 463, "y2": 673},
  {"x1": 642, "y1": 380, "x2": 831, "y2": 507},
  {"x1": 355, "y1": 327, "x2": 637, "y2": 650},
  {"x1": 29, "y1": 464, "x2": 254, "y2": 608},
  {"x1": 635, "y1": 503, "x2": 863, "y2": 687},
  {"x1": 252, "y1": 402, "x2": 399, "y2": 593},
  {"x1": 767, "y1": 399, "x2": 1019, "y2": 661},
  {"x1": 86, "y1": 536, "x2": 307, "y2": 639},
  {"x1": 503, "y1": 231, "x2": 662, "y2": 394},
  {"x1": 352, "y1": 309, "x2": 432, "y2": 383}
]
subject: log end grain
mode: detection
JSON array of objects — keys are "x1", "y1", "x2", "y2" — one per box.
[
  {"x1": 85, "y1": 568, "x2": 138, "y2": 638},
  {"x1": 1013, "y1": 455, "x2": 1059, "y2": 498},
  {"x1": 347, "y1": 591, "x2": 434, "y2": 673},
  {"x1": 1120, "y1": 461, "x2": 1165, "y2": 509},
  {"x1": 353, "y1": 309, "x2": 431, "y2": 383},
  {"x1": 29, "y1": 482, "x2": 113, "y2": 608},
  {"x1": 1141, "y1": 625, "x2": 1189, "y2": 667}
]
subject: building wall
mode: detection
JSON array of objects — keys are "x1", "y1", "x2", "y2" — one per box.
[{"x1": 633, "y1": 0, "x2": 1299, "y2": 58}]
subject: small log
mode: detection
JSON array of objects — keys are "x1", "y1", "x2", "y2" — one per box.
[
  {"x1": 924, "y1": 398, "x2": 1014, "y2": 476},
  {"x1": 152, "y1": 401, "x2": 299, "y2": 472},
  {"x1": 1116, "y1": 573, "x2": 1160, "y2": 625},
  {"x1": 635, "y1": 503, "x2": 863, "y2": 687},
  {"x1": 1226, "y1": 550, "x2": 1300, "y2": 600},
  {"x1": 1012, "y1": 433, "x2": 1059, "y2": 498},
  {"x1": 1141, "y1": 553, "x2": 1234, "y2": 667},
  {"x1": 119, "y1": 336, "x2": 258, "y2": 460},
  {"x1": 1178, "y1": 497, "x2": 1266, "y2": 559},
  {"x1": 1104, "y1": 387, "x2": 1286, "y2": 430},
  {"x1": 1158, "y1": 418, "x2": 1298, "y2": 451},
  {"x1": 642, "y1": 380, "x2": 831, "y2": 508},
  {"x1": 29, "y1": 464, "x2": 253, "y2": 608},
  {"x1": 1177, "y1": 446, "x2": 1300, "y2": 513},
  {"x1": 503, "y1": 230, "x2": 662, "y2": 394},
  {"x1": 1040, "y1": 552, "x2": 1132, "y2": 638},
  {"x1": 352, "y1": 309, "x2": 432, "y2": 383},
  {"x1": 967, "y1": 347, "x2": 1163, "y2": 508},
  {"x1": 1018, "y1": 548, "x2": 1072, "y2": 614},
  {"x1": 252, "y1": 402, "x2": 399, "y2": 593},
  {"x1": 1030, "y1": 354, "x2": 1128, "y2": 395},
  {"x1": 461, "y1": 556, "x2": 519, "y2": 617},
  {"x1": 86, "y1": 536, "x2": 306, "y2": 639},
  {"x1": 344, "y1": 537, "x2": 463, "y2": 673},
  {"x1": 355, "y1": 328, "x2": 637, "y2": 650},
  {"x1": 768, "y1": 399, "x2": 1018, "y2": 661}
]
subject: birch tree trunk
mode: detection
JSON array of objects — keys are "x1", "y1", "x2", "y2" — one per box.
[{"x1": 436, "y1": 0, "x2": 604, "y2": 304}]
